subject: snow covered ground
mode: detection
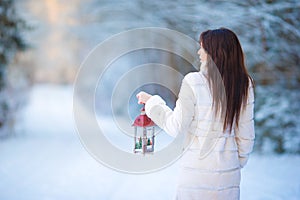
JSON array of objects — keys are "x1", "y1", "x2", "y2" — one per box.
[{"x1": 0, "y1": 84, "x2": 299, "y2": 200}]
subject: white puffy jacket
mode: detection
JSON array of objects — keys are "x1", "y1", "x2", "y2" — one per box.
[{"x1": 145, "y1": 71, "x2": 255, "y2": 200}]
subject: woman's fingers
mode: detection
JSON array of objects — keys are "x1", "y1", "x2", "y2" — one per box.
[
  {"x1": 136, "y1": 91, "x2": 152, "y2": 104},
  {"x1": 136, "y1": 91, "x2": 142, "y2": 104},
  {"x1": 136, "y1": 91, "x2": 145, "y2": 104}
]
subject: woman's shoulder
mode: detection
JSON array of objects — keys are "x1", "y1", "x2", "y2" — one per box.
[{"x1": 183, "y1": 71, "x2": 207, "y2": 85}]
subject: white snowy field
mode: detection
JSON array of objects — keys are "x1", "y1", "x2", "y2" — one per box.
[{"x1": 0, "y1": 84, "x2": 299, "y2": 200}]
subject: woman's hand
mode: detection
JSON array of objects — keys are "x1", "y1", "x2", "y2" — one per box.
[{"x1": 136, "y1": 91, "x2": 152, "y2": 104}]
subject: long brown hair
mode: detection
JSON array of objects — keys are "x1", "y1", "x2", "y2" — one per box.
[{"x1": 200, "y1": 28, "x2": 253, "y2": 132}]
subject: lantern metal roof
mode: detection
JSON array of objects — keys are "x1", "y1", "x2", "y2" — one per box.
[{"x1": 132, "y1": 107, "x2": 155, "y2": 127}]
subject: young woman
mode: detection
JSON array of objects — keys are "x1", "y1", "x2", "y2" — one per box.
[{"x1": 137, "y1": 28, "x2": 255, "y2": 200}]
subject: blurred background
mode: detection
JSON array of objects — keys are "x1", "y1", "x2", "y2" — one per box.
[{"x1": 0, "y1": 0, "x2": 299, "y2": 199}]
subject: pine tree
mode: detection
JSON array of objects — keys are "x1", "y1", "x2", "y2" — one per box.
[
  {"x1": 0, "y1": 0, "x2": 28, "y2": 129},
  {"x1": 0, "y1": 0, "x2": 28, "y2": 89}
]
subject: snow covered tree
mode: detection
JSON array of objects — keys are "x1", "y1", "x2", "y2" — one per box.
[
  {"x1": 0, "y1": 0, "x2": 28, "y2": 132},
  {"x1": 0, "y1": 0, "x2": 28, "y2": 88},
  {"x1": 82, "y1": 0, "x2": 300, "y2": 153}
]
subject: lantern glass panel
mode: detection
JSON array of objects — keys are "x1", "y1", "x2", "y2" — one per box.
[{"x1": 133, "y1": 126, "x2": 155, "y2": 154}]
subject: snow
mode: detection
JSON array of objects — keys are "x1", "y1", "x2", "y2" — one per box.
[
  {"x1": 0, "y1": 84, "x2": 299, "y2": 200},
  {"x1": 13, "y1": 0, "x2": 300, "y2": 154}
]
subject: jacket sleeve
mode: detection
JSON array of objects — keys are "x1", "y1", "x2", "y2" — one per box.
[
  {"x1": 145, "y1": 77, "x2": 196, "y2": 137},
  {"x1": 235, "y1": 85, "x2": 255, "y2": 168}
]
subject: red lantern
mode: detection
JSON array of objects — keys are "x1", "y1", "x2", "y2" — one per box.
[{"x1": 132, "y1": 106, "x2": 155, "y2": 154}]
